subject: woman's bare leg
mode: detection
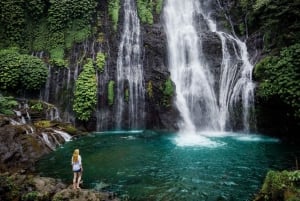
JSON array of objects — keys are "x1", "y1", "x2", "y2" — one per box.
[
  {"x1": 73, "y1": 172, "x2": 77, "y2": 189},
  {"x1": 76, "y1": 172, "x2": 82, "y2": 188}
]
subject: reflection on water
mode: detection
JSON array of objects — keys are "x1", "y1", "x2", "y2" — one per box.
[{"x1": 37, "y1": 131, "x2": 299, "y2": 201}]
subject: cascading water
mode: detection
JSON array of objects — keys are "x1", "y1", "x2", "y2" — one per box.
[
  {"x1": 115, "y1": 0, "x2": 145, "y2": 129},
  {"x1": 164, "y1": 0, "x2": 255, "y2": 133}
]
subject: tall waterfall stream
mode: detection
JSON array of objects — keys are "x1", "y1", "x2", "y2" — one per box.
[
  {"x1": 115, "y1": 0, "x2": 145, "y2": 129},
  {"x1": 164, "y1": 0, "x2": 255, "y2": 133}
]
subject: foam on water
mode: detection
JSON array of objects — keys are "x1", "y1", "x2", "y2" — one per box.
[
  {"x1": 173, "y1": 131, "x2": 279, "y2": 147},
  {"x1": 233, "y1": 134, "x2": 280, "y2": 142},
  {"x1": 174, "y1": 133, "x2": 224, "y2": 148}
]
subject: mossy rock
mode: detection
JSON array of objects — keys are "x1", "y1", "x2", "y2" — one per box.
[
  {"x1": 34, "y1": 120, "x2": 53, "y2": 128},
  {"x1": 254, "y1": 170, "x2": 300, "y2": 201}
]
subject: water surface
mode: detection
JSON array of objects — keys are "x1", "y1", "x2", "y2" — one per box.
[{"x1": 37, "y1": 131, "x2": 299, "y2": 201}]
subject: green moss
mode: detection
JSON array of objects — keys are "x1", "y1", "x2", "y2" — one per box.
[
  {"x1": 49, "y1": 47, "x2": 67, "y2": 68},
  {"x1": 147, "y1": 81, "x2": 153, "y2": 98},
  {"x1": 65, "y1": 19, "x2": 92, "y2": 49},
  {"x1": 108, "y1": 80, "x2": 115, "y2": 106},
  {"x1": 125, "y1": 88, "x2": 129, "y2": 102},
  {"x1": 108, "y1": 0, "x2": 120, "y2": 31},
  {"x1": 255, "y1": 170, "x2": 300, "y2": 201},
  {"x1": 155, "y1": 0, "x2": 164, "y2": 14},
  {"x1": 63, "y1": 125, "x2": 78, "y2": 135},
  {"x1": 161, "y1": 77, "x2": 174, "y2": 107},
  {"x1": 34, "y1": 121, "x2": 52, "y2": 128}
]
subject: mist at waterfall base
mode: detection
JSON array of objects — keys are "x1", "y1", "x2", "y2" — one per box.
[{"x1": 36, "y1": 131, "x2": 299, "y2": 201}]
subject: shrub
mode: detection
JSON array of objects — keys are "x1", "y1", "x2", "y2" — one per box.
[
  {"x1": 96, "y1": 52, "x2": 106, "y2": 73},
  {"x1": 137, "y1": 0, "x2": 154, "y2": 25},
  {"x1": 254, "y1": 43, "x2": 300, "y2": 118},
  {"x1": 0, "y1": 95, "x2": 18, "y2": 115},
  {"x1": 73, "y1": 59, "x2": 97, "y2": 121},
  {"x1": 0, "y1": 48, "x2": 48, "y2": 91}
]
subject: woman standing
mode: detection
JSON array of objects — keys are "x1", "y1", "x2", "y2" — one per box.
[{"x1": 71, "y1": 149, "x2": 83, "y2": 189}]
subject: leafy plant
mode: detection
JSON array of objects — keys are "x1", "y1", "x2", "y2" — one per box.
[
  {"x1": 0, "y1": 48, "x2": 48, "y2": 91},
  {"x1": 108, "y1": 80, "x2": 115, "y2": 106},
  {"x1": 96, "y1": 52, "x2": 106, "y2": 73},
  {"x1": 19, "y1": 54, "x2": 49, "y2": 90},
  {"x1": 155, "y1": 0, "x2": 164, "y2": 14},
  {"x1": 73, "y1": 59, "x2": 97, "y2": 121},
  {"x1": 30, "y1": 101, "x2": 43, "y2": 112},
  {"x1": 137, "y1": 0, "x2": 154, "y2": 25},
  {"x1": 0, "y1": 48, "x2": 21, "y2": 90},
  {"x1": 254, "y1": 43, "x2": 300, "y2": 119},
  {"x1": 0, "y1": 95, "x2": 18, "y2": 115},
  {"x1": 108, "y1": 0, "x2": 120, "y2": 31},
  {"x1": 161, "y1": 78, "x2": 174, "y2": 107}
]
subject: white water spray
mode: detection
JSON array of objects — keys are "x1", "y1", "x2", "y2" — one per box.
[
  {"x1": 116, "y1": 0, "x2": 145, "y2": 129},
  {"x1": 164, "y1": 0, "x2": 255, "y2": 135}
]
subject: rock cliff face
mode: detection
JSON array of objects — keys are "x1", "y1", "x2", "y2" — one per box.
[
  {"x1": 0, "y1": 111, "x2": 78, "y2": 173},
  {"x1": 39, "y1": 0, "x2": 232, "y2": 132}
]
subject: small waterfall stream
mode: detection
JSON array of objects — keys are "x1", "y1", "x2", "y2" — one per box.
[
  {"x1": 115, "y1": 0, "x2": 145, "y2": 129},
  {"x1": 164, "y1": 0, "x2": 255, "y2": 133}
]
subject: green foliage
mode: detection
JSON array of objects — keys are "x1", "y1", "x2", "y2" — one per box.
[
  {"x1": 0, "y1": 48, "x2": 48, "y2": 91},
  {"x1": 108, "y1": 0, "x2": 120, "y2": 31},
  {"x1": 125, "y1": 88, "x2": 129, "y2": 102},
  {"x1": 254, "y1": 43, "x2": 300, "y2": 118},
  {"x1": 22, "y1": 191, "x2": 39, "y2": 201},
  {"x1": 242, "y1": 0, "x2": 299, "y2": 49},
  {"x1": 155, "y1": 0, "x2": 164, "y2": 14},
  {"x1": 65, "y1": 19, "x2": 92, "y2": 50},
  {"x1": 73, "y1": 59, "x2": 97, "y2": 121},
  {"x1": 48, "y1": 0, "x2": 96, "y2": 32},
  {"x1": 49, "y1": 47, "x2": 67, "y2": 67},
  {"x1": 0, "y1": 48, "x2": 21, "y2": 89},
  {"x1": 0, "y1": 0, "x2": 96, "y2": 65},
  {"x1": 147, "y1": 81, "x2": 153, "y2": 98},
  {"x1": 96, "y1": 52, "x2": 106, "y2": 73},
  {"x1": 19, "y1": 55, "x2": 49, "y2": 90},
  {"x1": 30, "y1": 101, "x2": 43, "y2": 112},
  {"x1": 108, "y1": 80, "x2": 115, "y2": 106},
  {"x1": 0, "y1": 95, "x2": 18, "y2": 115},
  {"x1": 259, "y1": 170, "x2": 300, "y2": 201},
  {"x1": 0, "y1": 0, "x2": 26, "y2": 45},
  {"x1": 137, "y1": 0, "x2": 154, "y2": 25},
  {"x1": 161, "y1": 78, "x2": 174, "y2": 107},
  {"x1": 163, "y1": 78, "x2": 174, "y2": 97},
  {"x1": 253, "y1": 0, "x2": 271, "y2": 11}
]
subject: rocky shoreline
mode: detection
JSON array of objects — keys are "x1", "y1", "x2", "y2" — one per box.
[
  {"x1": 0, "y1": 172, "x2": 119, "y2": 201},
  {"x1": 0, "y1": 112, "x2": 119, "y2": 201}
]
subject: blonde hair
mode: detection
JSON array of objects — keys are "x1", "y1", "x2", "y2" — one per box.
[{"x1": 72, "y1": 149, "x2": 79, "y2": 163}]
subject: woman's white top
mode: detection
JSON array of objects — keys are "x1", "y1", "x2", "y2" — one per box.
[{"x1": 72, "y1": 155, "x2": 82, "y2": 171}]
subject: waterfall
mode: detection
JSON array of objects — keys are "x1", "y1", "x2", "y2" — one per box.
[
  {"x1": 164, "y1": 0, "x2": 255, "y2": 133},
  {"x1": 115, "y1": 0, "x2": 145, "y2": 129}
]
